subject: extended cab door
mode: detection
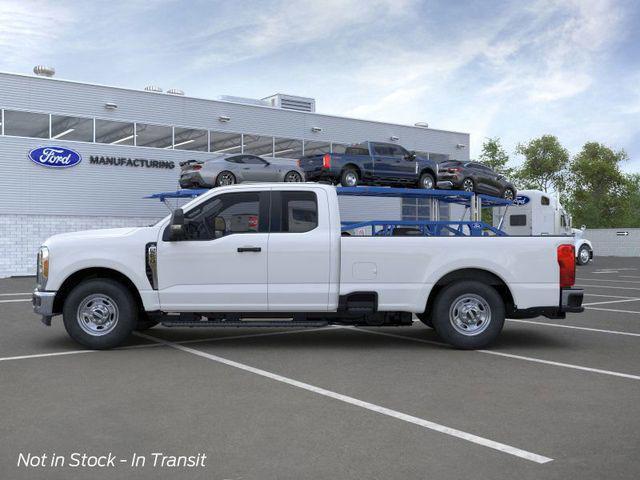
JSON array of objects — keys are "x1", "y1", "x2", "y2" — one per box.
[
  {"x1": 156, "y1": 190, "x2": 270, "y2": 311},
  {"x1": 267, "y1": 188, "x2": 333, "y2": 311}
]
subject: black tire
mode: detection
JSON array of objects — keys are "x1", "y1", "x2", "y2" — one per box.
[
  {"x1": 502, "y1": 187, "x2": 515, "y2": 200},
  {"x1": 577, "y1": 245, "x2": 591, "y2": 266},
  {"x1": 461, "y1": 178, "x2": 475, "y2": 192},
  {"x1": 284, "y1": 171, "x2": 303, "y2": 182},
  {"x1": 431, "y1": 280, "x2": 505, "y2": 349},
  {"x1": 418, "y1": 172, "x2": 435, "y2": 189},
  {"x1": 215, "y1": 171, "x2": 236, "y2": 187},
  {"x1": 340, "y1": 167, "x2": 359, "y2": 187},
  {"x1": 416, "y1": 312, "x2": 433, "y2": 328},
  {"x1": 62, "y1": 279, "x2": 137, "y2": 349}
]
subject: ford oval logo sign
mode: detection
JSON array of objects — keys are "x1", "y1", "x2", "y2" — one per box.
[
  {"x1": 28, "y1": 146, "x2": 82, "y2": 168},
  {"x1": 514, "y1": 195, "x2": 530, "y2": 206}
]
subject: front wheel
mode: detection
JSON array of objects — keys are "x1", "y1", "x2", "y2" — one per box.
[
  {"x1": 418, "y1": 172, "x2": 435, "y2": 189},
  {"x1": 62, "y1": 279, "x2": 137, "y2": 349},
  {"x1": 431, "y1": 281, "x2": 505, "y2": 349},
  {"x1": 577, "y1": 245, "x2": 592, "y2": 265},
  {"x1": 284, "y1": 171, "x2": 303, "y2": 182}
]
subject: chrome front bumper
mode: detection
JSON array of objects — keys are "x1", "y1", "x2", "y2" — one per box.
[{"x1": 32, "y1": 290, "x2": 56, "y2": 326}]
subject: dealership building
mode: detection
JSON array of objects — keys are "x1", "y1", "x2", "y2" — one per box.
[{"x1": 0, "y1": 69, "x2": 470, "y2": 278}]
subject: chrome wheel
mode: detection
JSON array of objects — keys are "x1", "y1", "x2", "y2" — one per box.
[
  {"x1": 343, "y1": 171, "x2": 358, "y2": 187},
  {"x1": 421, "y1": 175, "x2": 434, "y2": 189},
  {"x1": 503, "y1": 188, "x2": 515, "y2": 200},
  {"x1": 76, "y1": 294, "x2": 119, "y2": 336},
  {"x1": 284, "y1": 171, "x2": 302, "y2": 182},
  {"x1": 579, "y1": 247, "x2": 590, "y2": 264},
  {"x1": 449, "y1": 294, "x2": 491, "y2": 336},
  {"x1": 217, "y1": 172, "x2": 235, "y2": 186},
  {"x1": 462, "y1": 179, "x2": 474, "y2": 192}
]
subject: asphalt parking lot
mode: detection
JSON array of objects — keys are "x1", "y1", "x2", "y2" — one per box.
[{"x1": 1, "y1": 256, "x2": 640, "y2": 480}]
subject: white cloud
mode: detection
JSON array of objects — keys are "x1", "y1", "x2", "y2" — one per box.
[{"x1": 0, "y1": 0, "x2": 74, "y2": 68}]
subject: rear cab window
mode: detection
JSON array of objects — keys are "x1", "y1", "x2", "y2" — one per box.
[{"x1": 271, "y1": 191, "x2": 318, "y2": 233}]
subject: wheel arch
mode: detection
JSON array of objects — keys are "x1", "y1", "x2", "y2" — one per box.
[
  {"x1": 53, "y1": 267, "x2": 144, "y2": 316},
  {"x1": 342, "y1": 163, "x2": 362, "y2": 177},
  {"x1": 419, "y1": 167, "x2": 436, "y2": 178},
  {"x1": 423, "y1": 268, "x2": 515, "y2": 317}
]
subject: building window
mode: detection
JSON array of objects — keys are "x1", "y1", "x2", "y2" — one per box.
[
  {"x1": 3, "y1": 110, "x2": 49, "y2": 138},
  {"x1": 136, "y1": 123, "x2": 172, "y2": 149},
  {"x1": 273, "y1": 137, "x2": 303, "y2": 158},
  {"x1": 173, "y1": 127, "x2": 208, "y2": 151},
  {"x1": 95, "y1": 119, "x2": 135, "y2": 145},
  {"x1": 51, "y1": 115, "x2": 93, "y2": 142},
  {"x1": 303, "y1": 140, "x2": 331, "y2": 156},
  {"x1": 210, "y1": 131, "x2": 242, "y2": 154},
  {"x1": 243, "y1": 135, "x2": 274, "y2": 156}
]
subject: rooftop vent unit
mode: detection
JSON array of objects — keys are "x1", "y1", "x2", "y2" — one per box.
[
  {"x1": 144, "y1": 85, "x2": 163, "y2": 93},
  {"x1": 219, "y1": 95, "x2": 270, "y2": 107},
  {"x1": 33, "y1": 65, "x2": 55, "y2": 77},
  {"x1": 167, "y1": 88, "x2": 185, "y2": 96},
  {"x1": 262, "y1": 94, "x2": 316, "y2": 113}
]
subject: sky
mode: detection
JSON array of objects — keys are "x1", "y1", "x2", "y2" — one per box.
[{"x1": 1, "y1": 0, "x2": 639, "y2": 171}]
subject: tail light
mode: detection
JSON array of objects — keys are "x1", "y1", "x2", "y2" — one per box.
[
  {"x1": 322, "y1": 153, "x2": 331, "y2": 168},
  {"x1": 447, "y1": 167, "x2": 461, "y2": 173},
  {"x1": 296, "y1": 159, "x2": 301, "y2": 167},
  {"x1": 192, "y1": 164, "x2": 202, "y2": 171},
  {"x1": 557, "y1": 244, "x2": 575, "y2": 288}
]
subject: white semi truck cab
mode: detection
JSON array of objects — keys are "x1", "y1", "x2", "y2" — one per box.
[
  {"x1": 33, "y1": 183, "x2": 584, "y2": 350},
  {"x1": 494, "y1": 189, "x2": 594, "y2": 265}
]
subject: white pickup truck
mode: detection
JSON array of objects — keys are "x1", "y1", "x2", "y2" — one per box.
[{"x1": 33, "y1": 183, "x2": 584, "y2": 350}]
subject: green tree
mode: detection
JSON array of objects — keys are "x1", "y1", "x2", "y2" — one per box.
[
  {"x1": 514, "y1": 135, "x2": 569, "y2": 192},
  {"x1": 566, "y1": 142, "x2": 634, "y2": 228},
  {"x1": 478, "y1": 137, "x2": 514, "y2": 177}
]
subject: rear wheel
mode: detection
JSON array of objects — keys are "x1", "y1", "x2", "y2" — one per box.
[
  {"x1": 341, "y1": 168, "x2": 359, "y2": 187},
  {"x1": 462, "y1": 178, "x2": 475, "y2": 192},
  {"x1": 284, "y1": 171, "x2": 303, "y2": 182},
  {"x1": 216, "y1": 171, "x2": 236, "y2": 186},
  {"x1": 577, "y1": 245, "x2": 592, "y2": 265},
  {"x1": 418, "y1": 172, "x2": 435, "y2": 189},
  {"x1": 431, "y1": 280, "x2": 504, "y2": 349},
  {"x1": 62, "y1": 279, "x2": 137, "y2": 349}
]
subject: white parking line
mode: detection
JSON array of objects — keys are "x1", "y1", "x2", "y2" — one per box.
[
  {"x1": 584, "y1": 293, "x2": 639, "y2": 299},
  {"x1": 583, "y1": 298, "x2": 640, "y2": 306},
  {"x1": 0, "y1": 292, "x2": 32, "y2": 296},
  {"x1": 344, "y1": 328, "x2": 640, "y2": 381},
  {"x1": 0, "y1": 327, "x2": 330, "y2": 362},
  {"x1": 134, "y1": 331, "x2": 553, "y2": 464},
  {"x1": 620, "y1": 275, "x2": 640, "y2": 279},
  {"x1": 0, "y1": 299, "x2": 31, "y2": 303},
  {"x1": 577, "y1": 278, "x2": 640, "y2": 284},
  {"x1": 585, "y1": 307, "x2": 640, "y2": 315},
  {"x1": 578, "y1": 284, "x2": 640, "y2": 291},
  {"x1": 506, "y1": 319, "x2": 640, "y2": 337}
]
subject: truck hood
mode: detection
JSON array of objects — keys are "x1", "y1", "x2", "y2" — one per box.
[{"x1": 43, "y1": 226, "x2": 158, "y2": 248}]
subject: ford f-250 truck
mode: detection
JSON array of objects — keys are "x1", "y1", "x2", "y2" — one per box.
[
  {"x1": 299, "y1": 141, "x2": 440, "y2": 189},
  {"x1": 32, "y1": 183, "x2": 584, "y2": 350}
]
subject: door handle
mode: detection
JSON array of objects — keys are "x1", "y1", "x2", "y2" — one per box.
[{"x1": 237, "y1": 247, "x2": 261, "y2": 252}]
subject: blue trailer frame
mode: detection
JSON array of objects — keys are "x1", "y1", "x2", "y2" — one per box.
[{"x1": 145, "y1": 186, "x2": 512, "y2": 237}]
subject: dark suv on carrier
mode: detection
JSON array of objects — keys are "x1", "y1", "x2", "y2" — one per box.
[{"x1": 438, "y1": 160, "x2": 516, "y2": 199}]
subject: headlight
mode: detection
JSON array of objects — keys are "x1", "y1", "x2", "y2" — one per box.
[{"x1": 37, "y1": 246, "x2": 49, "y2": 289}]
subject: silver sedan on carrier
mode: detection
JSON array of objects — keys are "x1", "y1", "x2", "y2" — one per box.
[{"x1": 179, "y1": 154, "x2": 305, "y2": 188}]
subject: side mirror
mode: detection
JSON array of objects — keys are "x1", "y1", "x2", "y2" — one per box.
[
  {"x1": 581, "y1": 225, "x2": 586, "y2": 231},
  {"x1": 213, "y1": 216, "x2": 226, "y2": 239},
  {"x1": 169, "y1": 208, "x2": 184, "y2": 241},
  {"x1": 405, "y1": 151, "x2": 416, "y2": 161}
]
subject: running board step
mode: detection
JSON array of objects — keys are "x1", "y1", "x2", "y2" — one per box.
[{"x1": 160, "y1": 320, "x2": 329, "y2": 328}]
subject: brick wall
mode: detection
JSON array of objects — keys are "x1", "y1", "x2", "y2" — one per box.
[{"x1": 0, "y1": 214, "x2": 160, "y2": 278}]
